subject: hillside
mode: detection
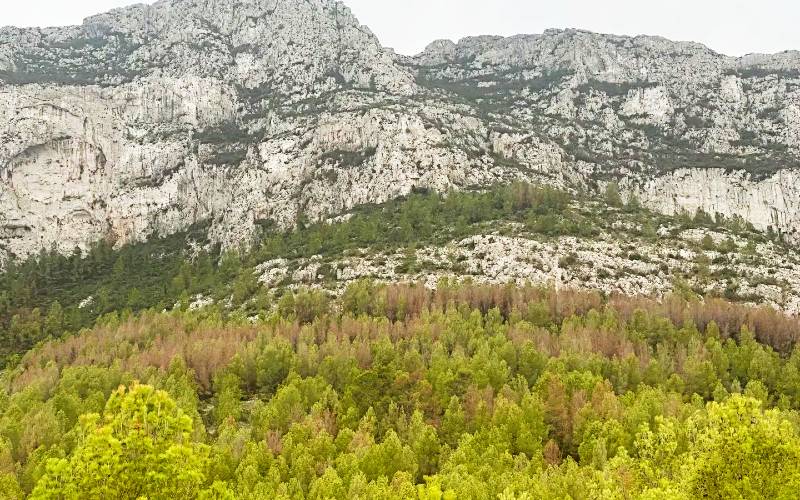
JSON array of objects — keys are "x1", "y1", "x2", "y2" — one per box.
[
  {"x1": 3, "y1": 183, "x2": 800, "y2": 367},
  {"x1": 2, "y1": 0, "x2": 800, "y2": 498}
]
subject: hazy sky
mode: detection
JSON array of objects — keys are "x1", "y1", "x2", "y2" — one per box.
[{"x1": 3, "y1": 0, "x2": 799, "y2": 57}]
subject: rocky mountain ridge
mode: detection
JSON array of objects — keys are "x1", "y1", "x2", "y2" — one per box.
[{"x1": 1, "y1": 0, "x2": 799, "y2": 264}]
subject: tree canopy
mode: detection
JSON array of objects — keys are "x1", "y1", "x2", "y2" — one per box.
[{"x1": 0, "y1": 282, "x2": 798, "y2": 498}]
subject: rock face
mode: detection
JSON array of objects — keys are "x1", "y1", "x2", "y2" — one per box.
[{"x1": 1, "y1": 0, "x2": 799, "y2": 261}]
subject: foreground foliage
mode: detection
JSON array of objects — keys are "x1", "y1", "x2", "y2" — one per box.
[
  {"x1": 30, "y1": 384, "x2": 228, "y2": 499},
  {"x1": 1, "y1": 282, "x2": 800, "y2": 498}
]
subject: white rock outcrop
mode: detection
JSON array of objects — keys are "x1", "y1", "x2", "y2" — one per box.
[{"x1": 1, "y1": 0, "x2": 799, "y2": 261}]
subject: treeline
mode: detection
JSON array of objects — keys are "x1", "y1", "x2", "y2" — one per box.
[
  {"x1": 0, "y1": 223, "x2": 226, "y2": 366},
  {"x1": 2, "y1": 282, "x2": 800, "y2": 498},
  {"x1": 256, "y1": 183, "x2": 581, "y2": 262},
  {"x1": 0, "y1": 184, "x2": 587, "y2": 367},
  {"x1": 0, "y1": 182, "x2": 780, "y2": 370}
]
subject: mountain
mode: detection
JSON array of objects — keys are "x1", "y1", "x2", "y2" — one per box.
[
  {"x1": 1, "y1": 0, "x2": 800, "y2": 266},
  {"x1": 4, "y1": 4, "x2": 800, "y2": 497}
]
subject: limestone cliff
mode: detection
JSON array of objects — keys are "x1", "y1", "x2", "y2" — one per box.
[{"x1": 1, "y1": 0, "x2": 799, "y2": 261}]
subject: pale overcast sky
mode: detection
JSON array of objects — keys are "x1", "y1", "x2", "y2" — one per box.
[{"x1": 3, "y1": 0, "x2": 799, "y2": 57}]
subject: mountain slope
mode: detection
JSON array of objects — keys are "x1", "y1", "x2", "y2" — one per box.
[
  {"x1": 411, "y1": 32, "x2": 800, "y2": 237},
  {"x1": 1, "y1": 0, "x2": 799, "y2": 264},
  {"x1": 3, "y1": 182, "x2": 800, "y2": 368}
]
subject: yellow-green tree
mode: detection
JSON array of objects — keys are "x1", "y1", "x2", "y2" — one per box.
[
  {"x1": 30, "y1": 384, "x2": 231, "y2": 499},
  {"x1": 681, "y1": 395, "x2": 800, "y2": 499},
  {"x1": 639, "y1": 395, "x2": 800, "y2": 499}
]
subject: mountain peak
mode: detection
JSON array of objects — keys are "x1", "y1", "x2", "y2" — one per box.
[{"x1": 2, "y1": 0, "x2": 413, "y2": 94}]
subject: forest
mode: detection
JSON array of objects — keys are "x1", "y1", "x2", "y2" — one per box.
[
  {"x1": 0, "y1": 183, "x2": 797, "y2": 498},
  {"x1": 1, "y1": 281, "x2": 800, "y2": 498}
]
